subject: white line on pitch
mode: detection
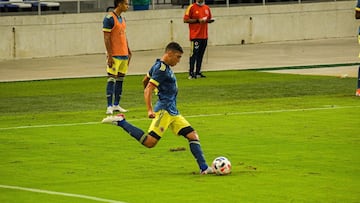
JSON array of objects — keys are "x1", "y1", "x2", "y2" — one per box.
[
  {"x1": 0, "y1": 105, "x2": 359, "y2": 131},
  {"x1": 0, "y1": 122, "x2": 100, "y2": 130},
  {"x1": 186, "y1": 105, "x2": 360, "y2": 118},
  {"x1": 0, "y1": 184, "x2": 127, "y2": 203}
]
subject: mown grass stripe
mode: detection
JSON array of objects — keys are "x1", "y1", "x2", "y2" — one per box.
[
  {"x1": 1, "y1": 63, "x2": 359, "y2": 83},
  {"x1": 1, "y1": 105, "x2": 359, "y2": 131},
  {"x1": 247, "y1": 62, "x2": 360, "y2": 72}
]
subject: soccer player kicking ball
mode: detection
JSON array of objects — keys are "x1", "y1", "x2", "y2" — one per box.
[{"x1": 102, "y1": 42, "x2": 214, "y2": 174}]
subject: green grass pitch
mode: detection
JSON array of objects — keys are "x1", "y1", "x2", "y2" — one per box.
[{"x1": 0, "y1": 70, "x2": 359, "y2": 203}]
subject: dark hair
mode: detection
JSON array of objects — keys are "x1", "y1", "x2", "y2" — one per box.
[
  {"x1": 114, "y1": 0, "x2": 125, "y2": 7},
  {"x1": 165, "y1": 42, "x2": 183, "y2": 53}
]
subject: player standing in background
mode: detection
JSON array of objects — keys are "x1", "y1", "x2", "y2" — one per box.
[
  {"x1": 103, "y1": 0, "x2": 132, "y2": 114},
  {"x1": 183, "y1": 0, "x2": 214, "y2": 79},
  {"x1": 102, "y1": 42, "x2": 214, "y2": 175},
  {"x1": 355, "y1": 0, "x2": 360, "y2": 96}
]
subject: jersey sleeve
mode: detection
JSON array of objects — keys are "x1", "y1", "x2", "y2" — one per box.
[
  {"x1": 183, "y1": 4, "x2": 193, "y2": 21},
  {"x1": 207, "y1": 6, "x2": 212, "y2": 19},
  {"x1": 357, "y1": 0, "x2": 360, "y2": 10},
  {"x1": 149, "y1": 63, "x2": 167, "y2": 87},
  {"x1": 103, "y1": 14, "x2": 114, "y2": 32}
]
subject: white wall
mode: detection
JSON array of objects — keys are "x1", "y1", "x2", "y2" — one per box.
[{"x1": 0, "y1": 1, "x2": 357, "y2": 60}]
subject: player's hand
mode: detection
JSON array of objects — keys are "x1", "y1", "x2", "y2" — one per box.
[
  {"x1": 199, "y1": 18, "x2": 207, "y2": 24},
  {"x1": 128, "y1": 51, "x2": 132, "y2": 66},
  {"x1": 148, "y1": 110, "x2": 155, "y2": 119},
  {"x1": 107, "y1": 56, "x2": 114, "y2": 68}
]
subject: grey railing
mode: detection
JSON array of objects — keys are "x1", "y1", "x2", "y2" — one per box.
[{"x1": 0, "y1": 0, "x2": 348, "y2": 16}]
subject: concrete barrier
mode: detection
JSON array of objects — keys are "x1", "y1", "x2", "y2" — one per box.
[{"x1": 0, "y1": 1, "x2": 357, "y2": 60}]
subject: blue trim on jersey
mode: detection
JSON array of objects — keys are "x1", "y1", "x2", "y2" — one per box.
[
  {"x1": 148, "y1": 59, "x2": 179, "y2": 115},
  {"x1": 114, "y1": 56, "x2": 129, "y2": 60},
  {"x1": 103, "y1": 12, "x2": 123, "y2": 30},
  {"x1": 357, "y1": 0, "x2": 360, "y2": 8}
]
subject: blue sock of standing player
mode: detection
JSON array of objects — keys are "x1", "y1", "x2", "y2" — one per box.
[
  {"x1": 114, "y1": 77, "x2": 124, "y2": 106},
  {"x1": 106, "y1": 77, "x2": 116, "y2": 107},
  {"x1": 189, "y1": 140, "x2": 208, "y2": 171},
  {"x1": 117, "y1": 120, "x2": 147, "y2": 144}
]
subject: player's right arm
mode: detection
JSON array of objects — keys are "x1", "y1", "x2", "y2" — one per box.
[
  {"x1": 103, "y1": 32, "x2": 114, "y2": 67},
  {"x1": 103, "y1": 14, "x2": 114, "y2": 67},
  {"x1": 356, "y1": 0, "x2": 360, "y2": 19},
  {"x1": 183, "y1": 5, "x2": 198, "y2": 24},
  {"x1": 184, "y1": 18, "x2": 199, "y2": 24},
  {"x1": 142, "y1": 74, "x2": 150, "y2": 89},
  {"x1": 144, "y1": 81, "x2": 157, "y2": 118}
]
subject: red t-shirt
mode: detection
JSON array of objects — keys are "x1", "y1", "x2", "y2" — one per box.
[{"x1": 183, "y1": 3, "x2": 212, "y2": 40}]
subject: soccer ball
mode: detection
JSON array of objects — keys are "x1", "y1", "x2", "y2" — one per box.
[{"x1": 211, "y1": 156, "x2": 232, "y2": 175}]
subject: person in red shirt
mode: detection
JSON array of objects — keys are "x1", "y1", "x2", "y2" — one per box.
[{"x1": 183, "y1": 0, "x2": 214, "y2": 79}]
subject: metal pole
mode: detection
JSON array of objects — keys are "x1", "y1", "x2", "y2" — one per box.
[
  {"x1": 12, "y1": 27, "x2": 16, "y2": 58},
  {"x1": 38, "y1": 0, "x2": 41, "y2": 15},
  {"x1": 77, "y1": 0, "x2": 80, "y2": 13},
  {"x1": 226, "y1": 0, "x2": 229, "y2": 8},
  {"x1": 170, "y1": 20, "x2": 173, "y2": 41},
  {"x1": 262, "y1": 0, "x2": 265, "y2": 6}
]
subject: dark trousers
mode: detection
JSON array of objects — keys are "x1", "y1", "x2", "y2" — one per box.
[
  {"x1": 189, "y1": 39, "x2": 207, "y2": 76},
  {"x1": 358, "y1": 66, "x2": 360, "y2": 88}
]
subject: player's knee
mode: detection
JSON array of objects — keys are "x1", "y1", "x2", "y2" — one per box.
[
  {"x1": 142, "y1": 134, "x2": 159, "y2": 148},
  {"x1": 185, "y1": 131, "x2": 199, "y2": 141},
  {"x1": 179, "y1": 126, "x2": 195, "y2": 137},
  {"x1": 116, "y1": 76, "x2": 124, "y2": 82},
  {"x1": 143, "y1": 141, "x2": 157, "y2": 148},
  {"x1": 107, "y1": 77, "x2": 116, "y2": 83},
  {"x1": 144, "y1": 142, "x2": 157, "y2": 148}
]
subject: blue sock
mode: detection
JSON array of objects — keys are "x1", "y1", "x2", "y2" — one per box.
[
  {"x1": 106, "y1": 78, "x2": 116, "y2": 107},
  {"x1": 118, "y1": 120, "x2": 147, "y2": 144},
  {"x1": 114, "y1": 77, "x2": 124, "y2": 106},
  {"x1": 189, "y1": 140, "x2": 208, "y2": 171}
]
